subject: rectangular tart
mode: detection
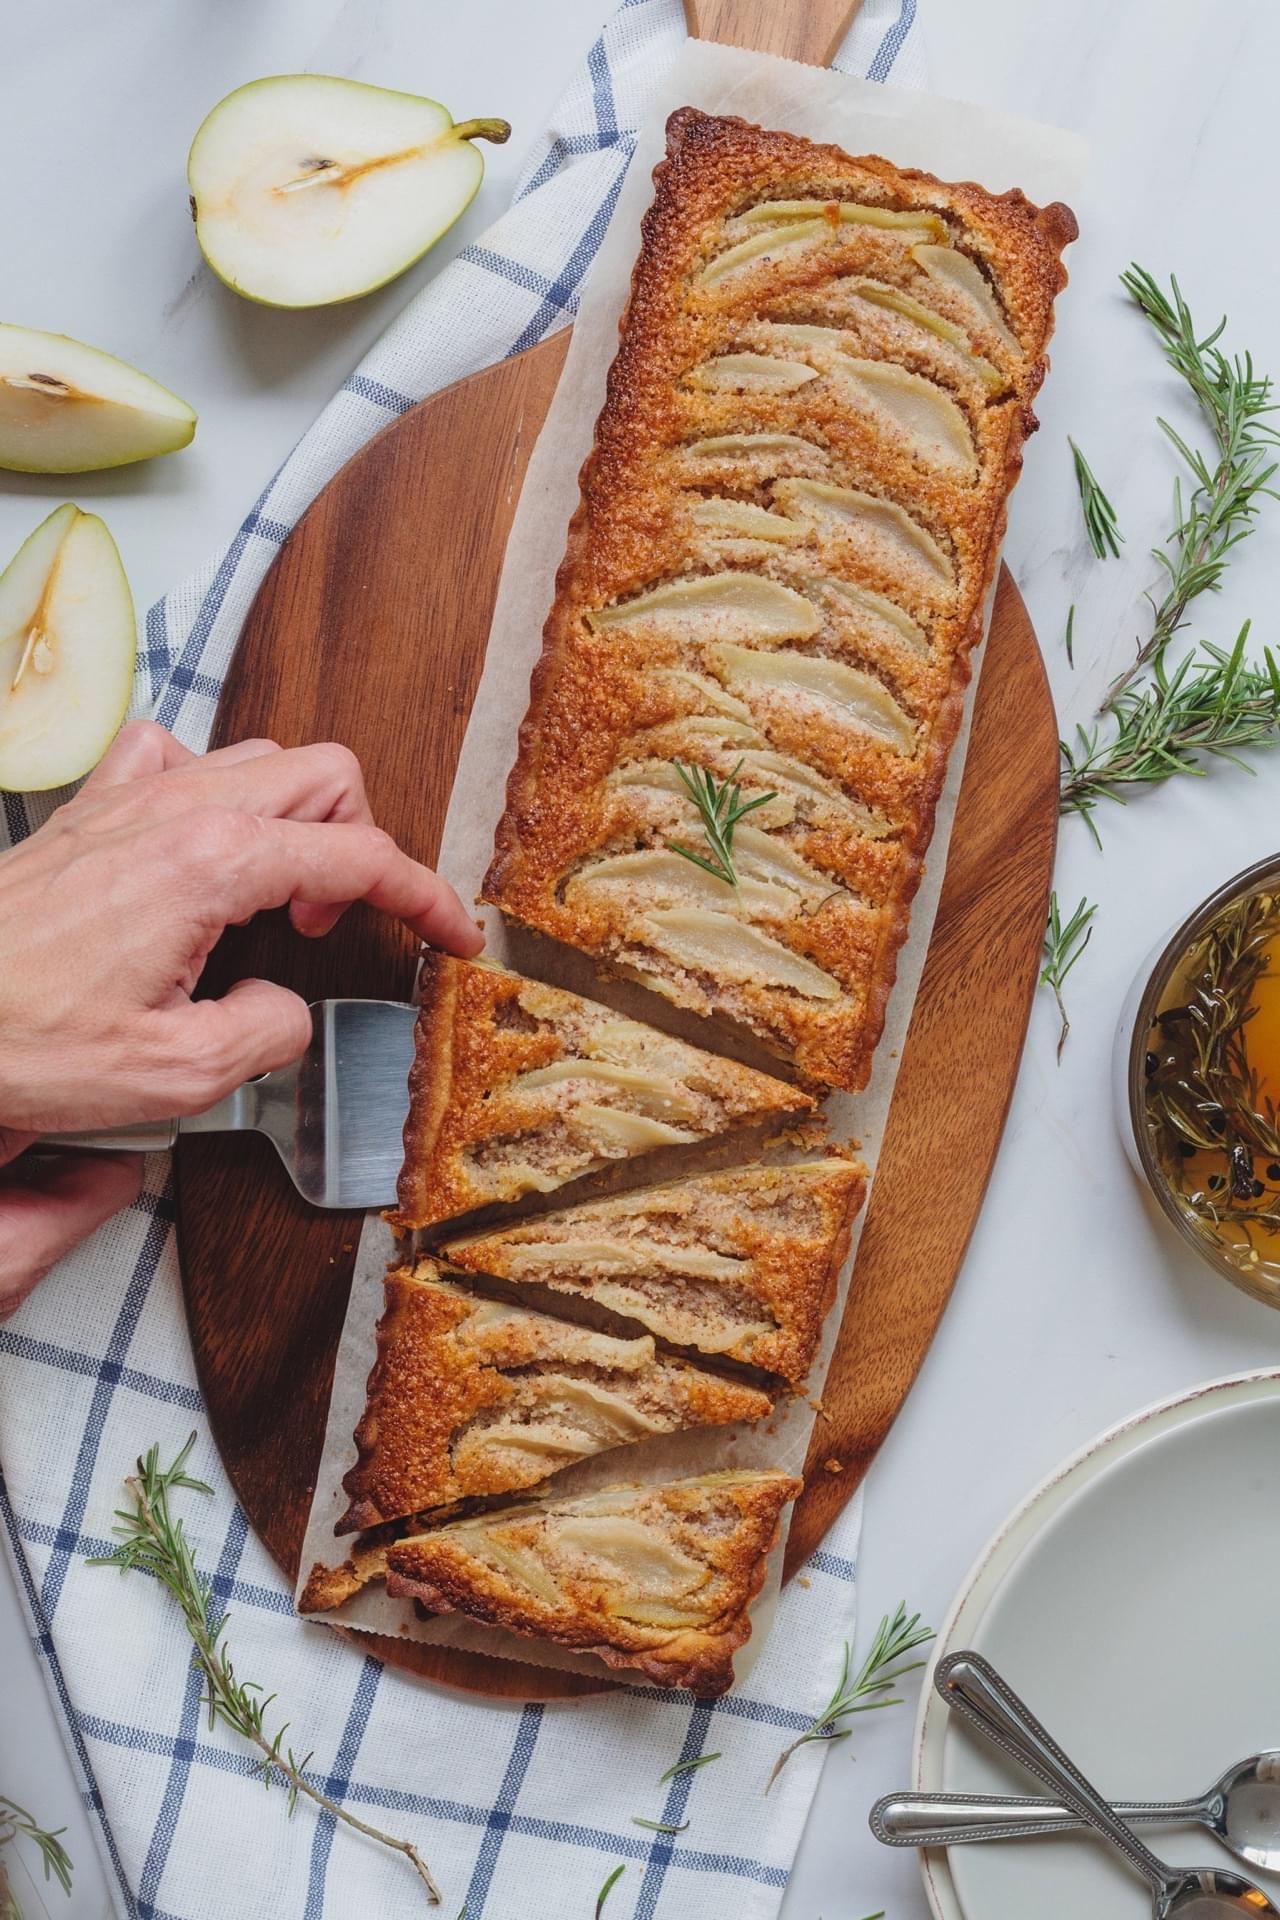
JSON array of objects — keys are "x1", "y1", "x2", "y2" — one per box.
[
  {"x1": 441, "y1": 1154, "x2": 864, "y2": 1387},
  {"x1": 389, "y1": 953, "x2": 814, "y2": 1231},
  {"x1": 338, "y1": 1263, "x2": 772, "y2": 1533},
  {"x1": 482, "y1": 109, "x2": 1076, "y2": 1090},
  {"x1": 384, "y1": 1468, "x2": 801, "y2": 1693}
]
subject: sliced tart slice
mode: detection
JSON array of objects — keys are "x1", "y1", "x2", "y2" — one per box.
[
  {"x1": 389, "y1": 954, "x2": 814, "y2": 1231},
  {"x1": 338, "y1": 1264, "x2": 772, "y2": 1533},
  {"x1": 384, "y1": 1468, "x2": 801, "y2": 1693},
  {"x1": 441, "y1": 1155, "x2": 864, "y2": 1387}
]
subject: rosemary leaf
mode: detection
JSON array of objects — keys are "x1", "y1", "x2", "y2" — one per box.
[
  {"x1": 0, "y1": 1798, "x2": 74, "y2": 1900},
  {"x1": 657, "y1": 1752, "x2": 721, "y2": 1785},
  {"x1": 631, "y1": 1817, "x2": 690, "y2": 1834},
  {"x1": 595, "y1": 1863, "x2": 626, "y2": 1916},
  {"x1": 767, "y1": 1602, "x2": 933, "y2": 1792},
  {"x1": 1040, "y1": 894, "x2": 1098, "y2": 1060},
  {"x1": 1061, "y1": 624, "x2": 1280, "y2": 840},
  {"x1": 668, "y1": 758, "x2": 776, "y2": 889},
  {"x1": 90, "y1": 1435, "x2": 441, "y2": 1908},
  {"x1": 1070, "y1": 438, "x2": 1124, "y2": 559},
  {"x1": 1064, "y1": 603, "x2": 1076, "y2": 669},
  {"x1": 1100, "y1": 266, "x2": 1279, "y2": 711}
]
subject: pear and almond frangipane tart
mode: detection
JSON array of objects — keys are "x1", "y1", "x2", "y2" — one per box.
[
  {"x1": 384, "y1": 1467, "x2": 801, "y2": 1694},
  {"x1": 389, "y1": 953, "x2": 814, "y2": 1231},
  {"x1": 483, "y1": 109, "x2": 1076, "y2": 1091},
  {"x1": 338, "y1": 1264, "x2": 772, "y2": 1533},
  {"x1": 441, "y1": 1154, "x2": 864, "y2": 1388}
]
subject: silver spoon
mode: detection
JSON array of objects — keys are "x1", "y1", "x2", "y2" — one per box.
[
  {"x1": 934, "y1": 1652, "x2": 1280, "y2": 1920},
  {"x1": 870, "y1": 1749, "x2": 1280, "y2": 1871}
]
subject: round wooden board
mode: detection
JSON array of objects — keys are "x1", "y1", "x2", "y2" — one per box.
[{"x1": 175, "y1": 328, "x2": 1059, "y2": 1702}]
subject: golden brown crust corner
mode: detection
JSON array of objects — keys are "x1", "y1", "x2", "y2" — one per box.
[
  {"x1": 483, "y1": 109, "x2": 1075, "y2": 1091},
  {"x1": 384, "y1": 1469, "x2": 802, "y2": 1695},
  {"x1": 298, "y1": 1537, "x2": 391, "y2": 1615}
]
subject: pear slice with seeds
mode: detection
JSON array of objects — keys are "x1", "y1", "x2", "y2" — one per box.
[
  {"x1": 685, "y1": 352, "x2": 817, "y2": 393},
  {"x1": 0, "y1": 325, "x2": 196, "y2": 473},
  {"x1": 774, "y1": 480, "x2": 954, "y2": 592},
  {"x1": 689, "y1": 498, "x2": 802, "y2": 543},
  {"x1": 844, "y1": 280, "x2": 1004, "y2": 390},
  {"x1": 696, "y1": 220, "x2": 829, "y2": 286},
  {"x1": 715, "y1": 643, "x2": 916, "y2": 754},
  {"x1": 639, "y1": 909, "x2": 843, "y2": 1001},
  {"x1": 739, "y1": 199, "x2": 948, "y2": 241},
  {"x1": 0, "y1": 504, "x2": 136, "y2": 793},
  {"x1": 586, "y1": 573, "x2": 819, "y2": 642},
  {"x1": 828, "y1": 355, "x2": 976, "y2": 476},
  {"x1": 912, "y1": 244, "x2": 1021, "y2": 353}
]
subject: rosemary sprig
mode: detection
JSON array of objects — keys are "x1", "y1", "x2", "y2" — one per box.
[
  {"x1": 595, "y1": 1863, "x2": 625, "y2": 1916},
  {"x1": 1101, "y1": 267, "x2": 1279, "y2": 711},
  {"x1": 1061, "y1": 625, "x2": 1280, "y2": 842},
  {"x1": 1040, "y1": 894, "x2": 1097, "y2": 1061},
  {"x1": 1145, "y1": 888, "x2": 1280, "y2": 1247},
  {"x1": 90, "y1": 1436, "x2": 441, "y2": 1907},
  {"x1": 0, "y1": 1798, "x2": 73, "y2": 1917},
  {"x1": 657, "y1": 1752, "x2": 721, "y2": 1785},
  {"x1": 667, "y1": 758, "x2": 776, "y2": 890},
  {"x1": 766, "y1": 1602, "x2": 933, "y2": 1792},
  {"x1": 1070, "y1": 438, "x2": 1124, "y2": 559}
]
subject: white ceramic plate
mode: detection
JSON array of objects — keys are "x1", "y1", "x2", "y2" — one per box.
[{"x1": 913, "y1": 1368, "x2": 1280, "y2": 1920}]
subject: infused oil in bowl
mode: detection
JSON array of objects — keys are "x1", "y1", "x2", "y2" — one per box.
[{"x1": 1120, "y1": 855, "x2": 1280, "y2": 1308}]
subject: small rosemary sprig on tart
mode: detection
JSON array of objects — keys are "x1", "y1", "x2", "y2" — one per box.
[
  {"x1": 767, "y1": 1601, "x2": 933, "y2": 1791},
  {"x1": 1070, "y1": 438, "x2": 1124, "y2": 559},
  {"x1": 0, "y1": 1798, "x2": 73, "y2": 1918},
  {"x1": 1101, "y1": 266, "x2": 1279, "y2": 712},
  {"x1": 667, "y1": 758, "x2": 776, "y2": 890},
  {"x1": 1041, "y1": 894, "x2": 1098, "y2": 1061},
  {"x1": 92, "y1": 1435, "x2": 441, "y2": 1907}
]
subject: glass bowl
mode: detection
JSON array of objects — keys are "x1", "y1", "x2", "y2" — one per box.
[{"x1": 1114, "y1": 851, "x2": 1280, "y2": 1310}]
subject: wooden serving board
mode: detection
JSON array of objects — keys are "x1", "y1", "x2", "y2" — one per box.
[{"x1": 174, "y1": 2, "x2": 1060, "y2": 1702}]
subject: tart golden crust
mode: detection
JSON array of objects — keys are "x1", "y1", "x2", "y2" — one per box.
[
  {"x1": 441, "y1": 1153, "x2": 864, "y2": 1387},
  {"x1": 483, "y1": 109, "x2": 1076, "y2": 1089},
  {"x1": 389, "y1": 953, "x2": 814, "y2": 1231},
  {"x1": 338, "y1": 1263, "x2": 772, "y2": 1533},
  {"x1": 384, "y1": 1468, "x2": 801, "y2": 1693}
]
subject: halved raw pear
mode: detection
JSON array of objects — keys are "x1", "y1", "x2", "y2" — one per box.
[
  {"x1": 187, "y1": 74, "x2": 511, "y2": 308},
  {"x1": 0, "y1": 505, "x2": 136, "y2": 792},
  {"x1": 0, "y1": 325, "x2": 195, "y2": 473}
]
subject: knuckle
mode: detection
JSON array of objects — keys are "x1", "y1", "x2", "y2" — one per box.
[
  {"x1": 182, "y1": 805, "x2": 248, "y2": 868},
  {"x1": 119, "y1": 717, "x2": 167, "y2": 751}
]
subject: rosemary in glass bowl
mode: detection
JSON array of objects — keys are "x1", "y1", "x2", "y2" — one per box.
[{"x1": 1139, "y1": 875, "x2": 1280, "y2": 1296}]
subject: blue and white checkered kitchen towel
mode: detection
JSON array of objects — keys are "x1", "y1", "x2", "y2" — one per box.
[{"x1": 0, "y1": 3, "x2": 924, "y2": 1915}]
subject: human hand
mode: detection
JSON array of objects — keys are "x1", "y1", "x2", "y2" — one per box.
[{"x1": 0, "y1": 719, "x2": 483, "y2": 1315}]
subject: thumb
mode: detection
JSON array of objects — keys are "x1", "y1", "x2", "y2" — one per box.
[
  {"x1": 0, "y1": 1148, "x2": 144, "y2": 1320},
  {"x1": 152, "y1": 978, "x2": 313, "y2": 1116}
]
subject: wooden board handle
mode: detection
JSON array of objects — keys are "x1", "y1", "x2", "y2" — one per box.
[{"x1": 683, "y1": 0, "x2": 865, "y2": 66}]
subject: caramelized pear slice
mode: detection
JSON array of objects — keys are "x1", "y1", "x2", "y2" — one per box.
[
  {"x1": 754, "y1": 323, "x2": 849, "y2": 354},
  {"x1": 587, "y1": 573, "x2": 819, "y2": 642},
  {"x1": 828, "y1": 355, "x2": 976, "y2": 476},
  {"x1": 484, "y1": 1236, "x2": 750, "y2": 1282},
  {"x1": 572, "y1": 1105, "x2": 699, "y2": 1153},
  {"x1": 689, "y1": 498, "x2": 801, "y2": 543},
  {"x1": 651, "y1": 666, "x2": 755, "y2": 723},
  {"x1": 683, "y1": 432, "x2": 823, "y2": 465},
  {"x1": 774, "y1": 480, "x2": 954, "y2": 592},
  {"x1": 820, "y1": 577, "x2": 930, "y2": 656},
  {"x1": 553, "y1": 1516, "x2": 709, "y2": 1593},
  {"x1": 739, "y1": 199, "x2": 947, "y2": 241},
  {"x1": 514, "y1": 1059, "x2": 701, "y2": 1124},
  {"x1": 912, "y1": 244, "x2": 1021, "y2": 354},
  {"x1": 685, "y1": 352, "x2": 818, "y2": 393},
  {"x1": 639, "y1": 908, "x2": 843, "y2": 1001},
  {"x1": 466, "y1": 1535, "x2": 564, "y2": 1606},
  {"x1": 565, "y1": 847, "x2": 794, "y2": 919},
  {"x1": 715, "y1": 642, "x2": 916, "y2": 754},
  {"x1": 844, "y1": 279, "x2": 1004, "y2": 390},
  {"x1": 696, "y1": 220, "x2": 829, "y2": 286},
  {"x1": 737, "y1": 747, "x2": 894, "y2": 837}
]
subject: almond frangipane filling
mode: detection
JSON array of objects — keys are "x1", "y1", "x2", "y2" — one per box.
[
  {"x1": 441, "y1": 1155, "x2": 865, "y2": 1387},
  {"x1": 383, "y1": 1468, "x2": 802, "y2": 1693},
  {"x1": 338, "y1": 1267, "x2": 772, "y2": 1534},
  {"x1": 484, "y1": 110, "x2": 1075, "y2": 1089}
]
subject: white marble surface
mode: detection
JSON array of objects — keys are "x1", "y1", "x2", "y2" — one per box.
[{"x1": 4, "y1": 2, "x2": 1280, "y2": 1916}]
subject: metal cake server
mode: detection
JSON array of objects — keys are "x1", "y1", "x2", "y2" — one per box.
[
  {"x1": 871, "y1": 1749, "x2": 1280, "y2": 1872},
  {"x1": 42, "y1": 999, "x2": 417, "y2": 1210},
  {"x1": 929, "y1": 1652, "x2": 1280, "y2": 1919}
]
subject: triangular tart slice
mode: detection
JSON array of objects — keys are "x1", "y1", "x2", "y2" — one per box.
[
  {"x1": 389, "y1": 954, "x2": 814, "y2": 1231},
  {"x1": 441, "y1": 1154, "x2": 864, "y2": 1388},
  {"x1": 337, "y1": 1262, "x2": 772, "y2": 1534},
  {"x1": 384, "y1": 1468, "x2": 801, "y2": 1694}
]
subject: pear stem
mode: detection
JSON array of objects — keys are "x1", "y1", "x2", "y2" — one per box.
[{"x1": 452, "y1": 118, "x2": 511, "y2": 146}]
